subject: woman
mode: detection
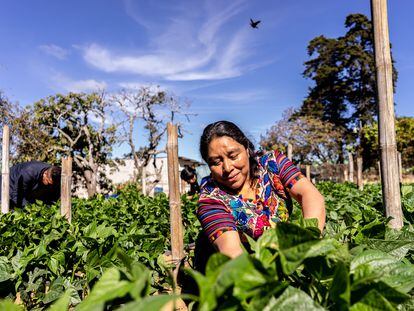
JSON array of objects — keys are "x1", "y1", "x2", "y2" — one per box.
[{"x1": 196, "y1": 121, "x2": 326, "y2": 260}]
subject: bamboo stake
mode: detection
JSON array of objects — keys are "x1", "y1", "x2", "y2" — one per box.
[
  {"x1": 398, "y1": 152, "x2": 402, "y2": 184},
  {"x1": 357, "y1": 157, "x2": 363, "y2": 190},
  {"x1": 348, "y1": 152, "x2": 354, "y2": 183},
  {"x1": 371, "y1": 0, "x2": 403, "y2": 229},
  {"x1": 141, "y1": 165, "x2": 147, "y2": 195},
  {"x1": 1, "y1": 125, "x2": 10, "y2": 214},
  {"x1": 61, "y1": 157, "x2": 72, "y2": 223},
  {"x1": 377, "y1": 161, "x2": 381, "y2": 183},
  {"x1": 306, "y1": 165, "x2": 311, "y2": 180},
  {"x1": 287, "y1": 143, "x2": 293, "y2": 161},
  {"x1": 166, "y1": 123, "x2": 184, "y2": 263}
]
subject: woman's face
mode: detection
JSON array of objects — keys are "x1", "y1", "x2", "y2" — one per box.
[{"x1": 207, "y1": 136, "x2": 250, "y2": 192}]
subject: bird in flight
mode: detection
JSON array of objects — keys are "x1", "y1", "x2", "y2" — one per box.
[{"x1": 250, "y1": 18, "x2": 261, "y2": 29}]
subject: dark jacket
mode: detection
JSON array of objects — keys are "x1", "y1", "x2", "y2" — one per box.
[
  {"x1": 0, "y1": 161, "x2": 60, "y2": 208},
  {"x1": 189, "y1": 181, "x2": 200, "y2": 196}
]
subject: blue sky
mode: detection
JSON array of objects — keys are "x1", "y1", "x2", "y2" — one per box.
[{"x1": 1, "y1": 0, "x2": 413, "y2": 162}]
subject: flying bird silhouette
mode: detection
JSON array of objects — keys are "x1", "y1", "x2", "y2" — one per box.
[{"x1": 250, "y1": 18, "x2": 261, "y2": 29}]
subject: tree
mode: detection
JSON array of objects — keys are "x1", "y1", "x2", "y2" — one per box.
[
  {"x1": 260, "y1": 109, "x2": 343, "y2": 164},
  {"x1": 113, "y1": 86, "x2": 193, "y2": 194},
  {"x1": 31, "y1": 92, "x2": 117, "y2": 197},
  {"x1": 295, "y1": 13, "x2": 398, "y2": 162},
  {"x1": 0, "y1": 92, "x2": 52, "y2": 163},
  {"x1": 361, "y1": 117, "x2": 414, "y2": 170},
  {"x1": 0, "y1": 91, "x2": 14, "y2": 128},
  {"x1": 0, "y1": 92, "x2": 16, "y2": 155}
]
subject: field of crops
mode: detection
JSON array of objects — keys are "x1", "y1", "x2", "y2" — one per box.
[{"x1": 1, "y1": 182, "x2": 414, "y2": 310}]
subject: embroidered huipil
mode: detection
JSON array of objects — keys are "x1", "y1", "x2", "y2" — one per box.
[{"x1": 197, "y1": 150, "x2": 303, "y2": 242}]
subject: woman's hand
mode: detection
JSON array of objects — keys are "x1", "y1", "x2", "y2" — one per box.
[
  {"x1": 289, "y1": 177, "x2": 326, "y2": 231},
  {"x1": 213, "y1": 231, "x2": 243, "y2": 259}
]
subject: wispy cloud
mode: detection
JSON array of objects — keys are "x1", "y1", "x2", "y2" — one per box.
[
  {"x1": 51, "y1": 72, "x2": 107, "y2": 92},
  {"x1": 80, "y1": 0, "x2": 264, "y2": 81},
  {"x1": 193, "y1": 89, "x2": 271, "y2": 103},
  {"x1": 118, "y1": 82, "x2": 147, "y2": 90},
  {"x1": 38, "y1": 44, "x2": 69, "y2": 60}
]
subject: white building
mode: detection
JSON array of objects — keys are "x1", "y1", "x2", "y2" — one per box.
[{"x1": 94, "y1": 155, "x2": 208, "y2": 197}]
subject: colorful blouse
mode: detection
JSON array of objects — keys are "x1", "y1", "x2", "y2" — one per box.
[{"x1": 197, "y1": 150, "x2": 303, "y2": 243}]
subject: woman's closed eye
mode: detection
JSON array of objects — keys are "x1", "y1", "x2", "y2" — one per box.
[
  {"x1": 228, "y1": 152, "x2": 239, "y2": 160},
  {"x1": 209, "y1": 159, "x2": 221, "y2": 166}
]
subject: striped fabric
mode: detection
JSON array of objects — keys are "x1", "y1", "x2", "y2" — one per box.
[
  {"x1": 197, "y1": 150, "x2": 303, "y2": 243},
  {"x1": 196, "y1": 198, "x2": 237, "y2": 242},
  {"x1": 273, "y1": 151, "x2": 303, "y2": 189}
]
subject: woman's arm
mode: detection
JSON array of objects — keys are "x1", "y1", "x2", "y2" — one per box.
[
  {"x1": 197, "y1": 198, "x2": 242, "y2": 259},
  {"x1": 213, "y1": 231, "x2": 243, "y2": 258},
  {"x1": 288, "y1": 178, "x2": 326, "y2": 231}
]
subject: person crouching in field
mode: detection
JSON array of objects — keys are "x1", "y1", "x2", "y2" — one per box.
[
  {"x1": 194, "y1": 120, "x2": 326, "y2": 270},
  {"x1": 180, "y1": 165, "x2": 200, "y2": 196},
  {"x1": 0, "y1": 161, "x2": 61, "y2": 209}
]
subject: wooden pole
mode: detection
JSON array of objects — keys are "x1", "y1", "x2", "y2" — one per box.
[
  {"x1": 357, "y1": 157, "x2": 363, "y2": 190},
  {"x1": 377, "y1": 161, "x2": 381, "y2": 183},
  {"x1": 348, "y1": 152, "x2": 354, "y2": 183},
  {"x1": 287, "y1": 143, "x2": 293, "y2": 161},
  {"x1": 1, "y1": 125, "x2": 10, "y2": 214},
  {"x1": 398, "y1": 152, "x2": 402, "y2": 184},
  {"x1": 61, "y1": 157, "x2": 72, "y2": 223},
  {"x1": 166, "y1": 123, "x2": 184, "y2": 263},
  {"x1": 371, "y1": 0, "x2": 403, "y2": 229},
  {"x1": 141, "y1": 165, "x2": 147, "y2": 195},
  {"x1": 305, "y1": 165, "x2": 311, "y2": 180}
]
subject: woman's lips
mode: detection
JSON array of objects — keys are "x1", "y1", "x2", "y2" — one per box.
[{"x1": 226, "y1": 172, "x2": 240, "y2": 182}]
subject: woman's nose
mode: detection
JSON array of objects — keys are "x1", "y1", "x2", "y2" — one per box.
[{"x1": 222, "y1": 159, "x2": 232, "y2": 173}]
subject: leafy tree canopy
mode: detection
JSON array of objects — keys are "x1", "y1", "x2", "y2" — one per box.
[
  {"x1": 361, "y1": 116, "x2": 414, "y2": 169},
  {"x1": 260, "y1": 109, "x2": 343, "y2": 164},
  {"x1": 293, "y1": 13, "x2": 398, "y2": 165}
]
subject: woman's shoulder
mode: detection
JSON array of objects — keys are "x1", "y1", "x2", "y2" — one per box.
[
  {"x1": 198, "y1": 176, "x2": 221, "y2": 201},
  {"x1": 256, "y1": 149, "x2": 284, "y2": 173},
  {"x1": 199, "y1": 175, "x2": 215, "y2": 194},
  {"x1": 198, "y1": 176, "x2": 232, "y2": 207}
]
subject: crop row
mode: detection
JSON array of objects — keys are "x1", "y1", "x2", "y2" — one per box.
[{"x1": 0, "y1": 182, "x2": 414, "y2": 310}]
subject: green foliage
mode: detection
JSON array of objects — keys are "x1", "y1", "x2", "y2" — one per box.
[
  {"x1": 184, "y1": 182, "x2": 414, "y2": 310},
  {"x1": 296, "y1": 14, "x2": 398, "y2": 162},
  {"x1": 0, "y1": 185, "x2": 199, "y2": 310},
  {"x1": 1, "y1": 182, "x2": 414, "y2": 310},
  {"x1": 260, "y1": 109, "x2": 343, "y2": 164},
  {"x1": 362, "y1": 117, "x2": 414, "y2": 169},
  {"x1": 31, "y1": 92, "x2": 117, "y2": 196}
]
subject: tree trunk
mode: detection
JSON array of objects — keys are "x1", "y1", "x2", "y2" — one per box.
[
  {"x1": 84, "y1": 168, "x2": 97, "y2": 198},
  {"x1": 343, "y1": 166, "x2": 349, "y2": 182},
  {"x1": 287, "y1": 143, "x2": 293, "y2": 161},
  {"x1": 357, "y1": 157, "x2": 363, "y2": 190},
  {"x1": 348, "y1": 153, "x2": 354, "y2": 183},
  {"x1": 142, "y1": 165, "x2": 147, "y2": 195}
]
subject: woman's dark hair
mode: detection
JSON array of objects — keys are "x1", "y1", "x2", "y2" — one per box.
[
  {"x1": 200, "y1": 121, "x2": 260, "y2": 182},
  {"x1": 180, "y1": 165, "x2": 196, "y2": 182}
]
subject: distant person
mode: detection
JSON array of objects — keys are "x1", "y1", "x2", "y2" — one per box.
[
  {"x1": 0, "y1": 161, "x2": 61, "y2": 209},
  {"x1": 180, "y1": 165, "x2": 200, "y2": 196}
]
